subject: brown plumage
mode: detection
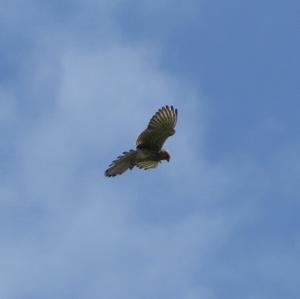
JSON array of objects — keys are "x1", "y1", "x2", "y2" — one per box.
[{"x1": 105, "y1": 105, "x2": 178, "y2": 177}]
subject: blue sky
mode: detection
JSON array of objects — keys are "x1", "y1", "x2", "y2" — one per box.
[{"x1": 0, "y1": 0, "x2": 299, "y2": 298}]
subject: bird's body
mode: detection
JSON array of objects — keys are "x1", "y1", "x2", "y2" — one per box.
[
  {"x1": 105, "y1": 105, "x2": 177, "y2": 177},
  {"x1": 134, "y1": 149, "x2": 169, "y2": 163}
]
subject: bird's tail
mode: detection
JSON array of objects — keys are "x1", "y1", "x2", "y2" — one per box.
[{"x1": 105, "y1": 150, "x2": 137, "y2": 177}]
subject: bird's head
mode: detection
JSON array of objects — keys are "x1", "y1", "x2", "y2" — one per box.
[{"x1": 160, "y1": 149, "x2": 170, "y2": 162}]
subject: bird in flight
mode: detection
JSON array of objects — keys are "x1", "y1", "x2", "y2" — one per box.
[{"x1": 105, "y1": 105, "x2": 178, "y2": 177}]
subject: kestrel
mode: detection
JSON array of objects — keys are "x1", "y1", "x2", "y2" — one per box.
[{"x1": 105, "y1": 105, "x2": 178, "y2": 177}]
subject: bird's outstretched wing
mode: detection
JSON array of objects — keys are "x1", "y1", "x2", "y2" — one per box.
[
  {"x1": 136, "y1": 105, "x2": 177, "y2": 151},
  {"x1": 105, "y1": 150, "x2": 137, "y2": 177}
]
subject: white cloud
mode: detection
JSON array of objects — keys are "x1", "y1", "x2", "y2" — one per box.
[{"x1": 0, "y1": 17, "x2": 227, "y2": 297}]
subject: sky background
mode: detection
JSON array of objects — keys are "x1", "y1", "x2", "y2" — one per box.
[{"x1": 0, "y1": 0, "x2": 299, "y2": 298}]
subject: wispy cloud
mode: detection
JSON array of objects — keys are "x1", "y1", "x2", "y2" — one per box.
[{"x1": 0, "y1": 1, "x2": 299, "y2": 299}]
